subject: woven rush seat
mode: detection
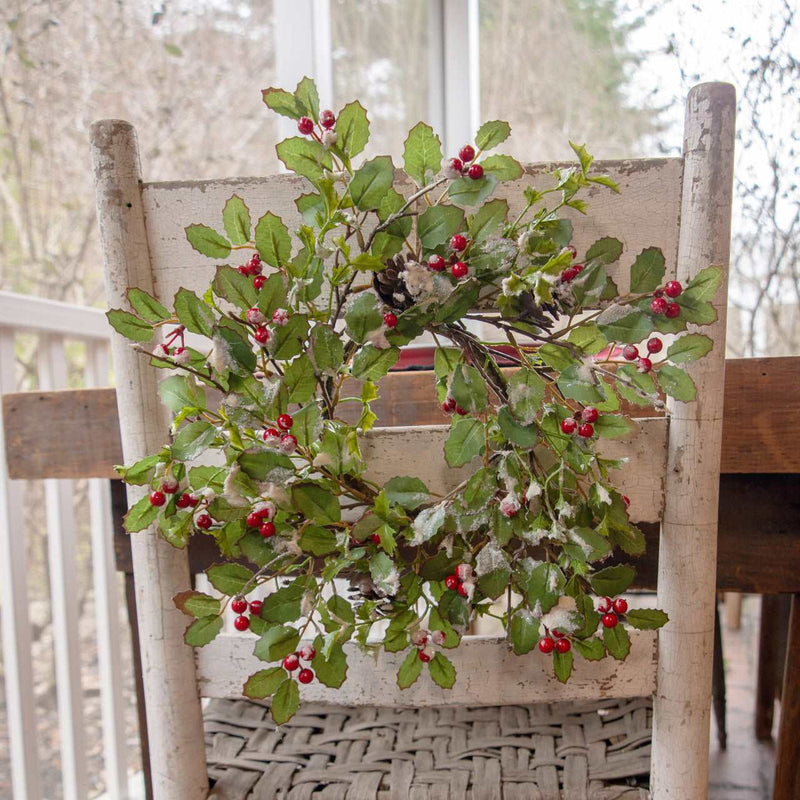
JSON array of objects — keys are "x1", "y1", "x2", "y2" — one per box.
[{"x1": 203, "y1": 697, "x2": 652, "y2": 799}]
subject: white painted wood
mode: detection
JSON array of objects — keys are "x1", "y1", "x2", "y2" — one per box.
[
  {"x1": 85, "y1": 341, "x2": 128, "y2": 800},
  {"x1": 0, "y1": 290, "x2": 110, "y2": 340},
  {"x1": 91, "y1": 119, "x2": 209, "y2": 799},
  {"x1": 651, "y1": 82, "x2": 736, "y2": 800},
  {"x1": 362, "y1": 419, "x2": 668, "y2": 524},
  {"x1": 140, "y1": 158, "x2": 682, "y2": 306},
  {"x1": 38, "y1": 334, "x2": 88, "y2": 800},
  {"x1": 197, "y1": 631, "x2": 658, "y2": 705},
  {"x1": 0, "y1": 330, "x2": 42, "y2": 800}
]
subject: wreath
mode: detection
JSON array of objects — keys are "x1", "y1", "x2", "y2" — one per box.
[{"x1": 108, "y1": 77, "x2": 721, "y2": 724}]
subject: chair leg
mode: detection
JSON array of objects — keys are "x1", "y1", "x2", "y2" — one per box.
[
  {"x1": 774, "y1": 593, "x2": 800, "y2": 800},
  {"x1": 712, "y1": 598, "x2": 727, "y2": 750},
  {"x1": 756, "y1": 594, "x2": 781, "y2": 740}
]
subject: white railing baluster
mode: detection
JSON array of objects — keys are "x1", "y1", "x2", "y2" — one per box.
[
  {"x1": 86, "y1": 340, "x2": 129, "y2": 799},
  {"x1": 38, "y1": 334, "x2": 89, "y2": 800},
  {"x1": 0, "y1": 330, "x2": 42, "y2": 800}
]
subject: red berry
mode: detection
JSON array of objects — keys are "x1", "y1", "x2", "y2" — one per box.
[
  {"x1": 566, "y1": 245, "x2": 578, "y2": 259},
  {"x1": 552, "y1": 629, "x2": 565, "y2": 638},
  {"x1": 176, "y1": 493, "x2": 191, "y2": 509},
  {"x1": 597, "y1": 596, "x2": 612, "y2": 613},
  {"x1": 665, "y1": 302, "x2": 680, "y2": 318},
  {"x1": 561, "y1": 266, "x2": 579, "y2": 282},
  {"x1": 555, "y1": 638, "x2": 571, "y2": 654},
  {"x1": 458, "y1": 144, "x2": 475, "y2": 163},
  {"x1": 622, "y1": 344, "x2": 638, "y2": 361},
  {"x1": 370, "y1": 533, "x2": 381, "y2": 544},
  {"x1": 646, "y1": 337, "x2": 663, "y2": 354},
  {"x1": 467, "y1": 163, "x2": 484, "y2": 180},
  {"x1": 260, "y1": 521, "x2": 276, "y2": 538},
  {"x1": 231, "y1": 597, "x2": 247, "y2": 614},
  {"x1": 297, "y1": 116, "x2": 314, "y2": 135},
  {"x1": 637, "y1": 357, "x2": 652, "y2": 373},
  {"x1": 621, "y1": 495, "x2": 631, "y2": 508},
  {"x1": 246, "y1": 511, "x2": 262, "y2": 528},
  {"x1": 429, "y1": 254, "x2": 446, "y2": 272},
  {"x1": 263, "y1": 427, "x2": 281, "y2": 442},
  {"x1": 298, "y1": 668, "x2": 314, "y2": 684},
  {"x1": 442, "y1": 396, "x2": 456, "y2": 414},
  {"x1": 602, "y1": 612, "x2": 619, "y2": 628},
  {"x1": 457, "y1": 582, "x2": 469, "y2": 597},
  {"x1": 664, "y1": 280, "x2": 682, "y2": 298},
  {"x1": 613, "y1": 597, "x2": 628, "y2": 614},
  {"x1": 561, "y1": 418, "x2": 577, "y2": 435},
  {"x1": 578, "y1": 423, "x2": 594, "y2": 438},
  {"x1": 581, "y1": 406, "x2": 599, "y2": 423},
  {"x1": 320, "y1": 109, "x2": 336, "y2": 129},
  {"x1": 418, "y1": 649, "x2": 432, "y2": 663},
  {"x1": 249, "y1": 600, "x2": 263, "y2": 616},
  {"x1": 455, "y1": 406, "x2": 468, "y2": 416},
  {"x1": 283, "y1": 653, "x2": 300, "y2": 671},
  {"x1": 654, "y1": 288, "x2": 664, "y2": 298},
  {"x1": 383, "y1": 312, "x2": 398, "y2": 328},
  {"x1": 149, "y1": 490, "x2": 165, "y2": 507},
  {"x1": 253, "y1": 275, "x2": 266, "y2": 290},
  {"x1": 538, "y1": 636, "x2": 555, "y2": 654},
  {"x1": 573, "y1": 264, "x2": 584, "y2": 276},
  {"x1": 254, "y1": 326, "x2": 270, "y2": 345},
  {"x1": 277, "y1": 413, "x2": 294, "y2": 431},
  {"x1": 450, "y1": 234, "x2": 467, "y2": 252},
  {"x1": 195, "y1": 513, "x2": 212, "y2": 530},
  {"x1": 279, "y1": 434, "x2": 297, "y2": 454},
  {"x1": 187, "y1": 494, "x2": 199, "y2": 508},
  {"x1": 650, "y1": 297, "x2": 668, "y2": 315},
  {"x1": 233, "y1": 615, "x2": 250, "y2": 632},
  {"x1": 299, "y1": 644, "x2": 316, "y2": 661},
  {"x1": 451, "y1": 261, "x2": 468, "y2": 279},
  {"x1": 447, "y1": 157, "x2": 463, "y2": 174},
  {"x1": 257, "y1": 505, "x2": 274, "y2": 519},
  {"x1": 161, "y1": 478, "x2": 179, "y2": 494},
  {"x1": 444, "y1": 574, "x2": 459, "y2": 591}
]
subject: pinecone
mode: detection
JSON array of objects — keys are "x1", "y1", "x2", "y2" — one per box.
[{"x1": 373, "y1": 254, "x2": 414, "y2": 311}]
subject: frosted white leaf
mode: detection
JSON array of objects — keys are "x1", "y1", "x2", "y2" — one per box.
[
  {"x1": 597, "y1": 303, "x2": 638, "y2": 326},
  {"x1": 460, "y1": 580, "x2": 475, "y2": 601},
  {"x1": 409, "y1": 502, "x2": 447, "y2": 545},
  {"x1": 567, "y1": 528, "x2": 594, "y2": 558},
  {"x1": 531, "y1": 600, "x2": 543, "y2": 618},
  {"x1": 223, "y1": 463, "x2": 248, "y2": 507},
  {"x1": 541, "y1": 606, "x2": 579, "y2": 635},
  {"x1": 595, "y1": 484, "x2": 612, "y2": 506},
  {"x1": 519, "y1": 526, "x2": 547, "y2": 546},
  {"x1": 525, "y1": 481, "x2": 541, "y2": 500},
  {"x1": 547, "y1": 569, "x2": 559, "y2": 592},
  {"x1": 441, "y1": 533, "x2": 454, "y2": 557},
  {"x1": 517, "y1": 557, "x2": 543, "y2": 578},
  {"x1": 475, "y1": 540, "x2": 510, "y2": 577},
  {"x1": 366, "y1": 328, "x2": 391, "y2": 350},
  {"x1": 209, "y1": 333, "x2": 234, "y2": 373}
]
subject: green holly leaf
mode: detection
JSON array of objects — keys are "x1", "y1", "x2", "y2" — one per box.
[
  {"x1": 626, "y1": 608, "x2": 669, "y2": 630},
  {"x1": 282, "y1": 356, "x2": 316, "y2": 404},
  {"x1": 294, "y1": 76, "x2": 319, "y2": 120},
  {"x1": 276, "y1": 137, "x2": 332, "y2": 183},
  {"x1": 468, "y1": 198, "x2": 508, "y2": 242},
  {"x1": 255, "y1": 212, "x2": 292, "y2": 268},
  {"x1": 553, "y1": 649, "x2": 574, "y2": 683},
  {"x1": 292, "y1": 482, "x2": 341, "y2": 524},
  {"x1": 507, "y1": 368, "x2": 545, "y2": 424},
  {"x1": 271, "y1": 677, "x2": 300, "y2": 725},
  {"x1": 335, "y1": 100, "x2": 370, "y2": 158},
  {"x1": 448, "y1": 174, "x2": 498, "y2": 206},
  {"x1": 450, "y1": 363, "x2": 488, "y2": 414},
  {"x1": 685, "y1": 266, "x2": 723, "y2": 301},
  {"x1": 597, "y1": 306, "x2": 654, "y2": 344},
  {"x1": 238, "y1": 450, "x2": 293, "y2": 482},
  {"x1": 243, "y1": 666, "x2": 286, "y2": 699},
  {"x1": 256, "y1": 272, "x2": 288, "y2": 317},
  {"x1": 556, "y1": 364, "x2": 605, "y2": 404},
  {"x1": 570, "y1": 140, "x2": 593, "y2": 174},
  {"x1": 345, "y1": 293, "x2": 383, "y2": 343},
  {"x1": 106, "y1": 309, "x2": 153, "y2": 342},
  {"x1": 475, "y1": 120, "x2": 511, "y2": 150},
  {"x1": 261, "y1": 580, "x2": 305, "y2": 623},
  {"x1": 254, "y1": 625, "x2": 300, "y2": 662},
  {"x1": 567, "y1": 322, "x2": 607, "y2": 355},
  {"x1": 174, "y1": 288, "x2": 214, "y2": 337},
  {"x1": 213, "y1": 265, "x2": 257, "y2": 311},
  {"x1": 298, "y1": 525, "x2": 338, "y2": 556},
  {"x1": 509, "y1": 609, "x2": 539, "y2": 655},
  {"x1": 171, "y1": 419, "x2": 217, "y2": 460},
  {"x1": 311, "y1": 324, "x2": 344, "y2": 372},
  {"x1": 159, "y1": 375, "x2": 206, "y2": 413},
  {"x1": 351, "y1": 345, "x2": 400, "y2": 381},
  {"x1": 676, "y1": 292, "x2": 717, "y2": 325},
  {"x1": 271, "y1": 314, "x2": 309, "y2": 361},
  {"x1": 667, "y1": 333, "x2": 713, "y2": 364},
  {"x1": 384, "y1": 476, "x2": 429, "y2": 511},
  {"x1": 206, "y1": 563, "x2": 254, "y2": 596},
  {"x1": 397, "y1": 647, "x2": 424, "y2": 689},
  {"x1": 184, "y1": 615, "x2": 223, "y2": 647},
  {"x1": 480, "y1": 154, "x2": 523, "y2": 181},
  {"x1": 117, "y1": 454, "x2": 161, "y2": 485},
  {"x1": 312, "y1": 638, "x2": 348, "y2": 688},
  {"x1": 123, "y1": 493, "x2": 158, "y2": 533},
  {"x1": 603, "y1": 624, "x2": 631, "y2": 661},
  {"x1": 593, "y1": 414, "x2": 635, "y2": 439},
  {"x1": 174, "y1": 590, "x2": 220, "y2": 618},
  {"x1": 497, "y1": 406, "x2": 539, "y2": 448},
  {"x1": 291, "y1": 401, "x2": 321, "y2": 447},
  {"x1": 185, "y1": 224, "x2": 231, "y2": 259},
  {"x1": 630, "y1": 247, "x2": 666, "y2": 293},
  {"x1": 585, "y1": 237, "x2": 623, "y2": 264},
  {"x1": 429, "y1": 652, "x2": 456, "y2": 688},
  {"x1": 417, "y1": 204, "x2": 465, "y2": 250},
  {"x1": 656, "y1": 364, "x2": 697, "y2": 402},
  {"x1": 573, "y1": 636, "x2": 606, "y2": 661},
  {"x1": 349, "y1": 156, "x2": 394, "y2": 211},
  {"x1": 444, "y1": 417, "x2": 484, "y2": 467},
  {"x1": 261, "y1": 87, "x2": 304, "y2": 119},
  {"x1": 516, "y1": 562, "x2": 564, "y2": 614},
  {"x1": 222, "y1": 194, "x2": 251, "y2": 245},
  {"x1": 589, "y1": 565, "x2": 635, "y2": 598},
  {"x1": 126, "y1": 288, "x2": 169, "y2": 322},
  {"x1": 403, "y1": 122, "x2": 443, "y2": 187}
]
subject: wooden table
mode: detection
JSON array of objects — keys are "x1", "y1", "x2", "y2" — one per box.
[{"x1": 3, "y1": 356, "x2": 800, "y2": 798}]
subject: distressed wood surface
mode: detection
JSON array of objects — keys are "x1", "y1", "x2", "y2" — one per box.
[
  {"x1": 196, "y1": 632, "x2": 658, "y2": 706},
  {"x1": 774, "y1": 594, "x2": 800, "y2": 800},
  {"x1": 141, "y1": 159, "x2": 682, "y2": 308},
  {"x1": 651, "y1": 82, "x2": 736, "y2": 800},
  {"x1": 5, "y1": 356, "x2": 798, "y2": 481},
  {"x1": 91, "y1": 119, "x2": 209, "y2": 799}
]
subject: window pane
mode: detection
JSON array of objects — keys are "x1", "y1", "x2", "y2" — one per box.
[{"x1": 331, "y1": 0, "x2": 431, "y2": 162}]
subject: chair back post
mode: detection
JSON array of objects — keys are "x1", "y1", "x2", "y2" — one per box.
[
  {"x1": 651, "y1": 82, "x2": 736, "y2": 798},
  {"x1": 90, "y1": 119, "x2": 209, "y2": 799}
]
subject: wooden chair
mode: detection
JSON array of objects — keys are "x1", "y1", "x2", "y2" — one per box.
[{"x1": 91, "y1": 81, "x2": 735, "y2": 798}]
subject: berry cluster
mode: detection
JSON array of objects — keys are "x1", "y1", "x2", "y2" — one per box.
[
  {"x1": 297, "y1": 109, "x2": 338, "y2": 149},
  {"x1": 410, "y1": 628, "x2": 447, "y2": 662},
  {"x1": 560, "y1": 405, "x2": 599, "y2": 439},
  {"x1": 257, "y1": 413, "x2": 297, "y2": 455},
  {"x1": 282, "y1": 644, "x2": 316, "y2": 684},
  {"x1": 597, "y1": 595, "x2": 628, "y2": 628},
  {"x1": 231, "y1": 595, "x2": 263, "y2": 632},
  {"x1": 445, "y1": 143, "x2": 484, "y2": 181},
  {"x1": 441, "y1": 395, "x2": 468, "y2": 417},
  {"x1": 538, "y1": 629, "x2": 572, "y2": 655},
  {"x1": 649, "y1": 280, "x2": 682, "y2": 318},
  {"x1": 238, "y1": 253, "x2": 263, "y2": 282},
  {"x1": 245, "y1": 305, "x2": 291, "y2": 348},
  {"x1": 444, "y1": 563, "x2": 474, "y2": 600},
  {"x1": 246, "y1": 500, "x2": 277, "y2": 539},
  {"x1": 622, "y1": 335, "x2": 664, "y2": 373},
  {"x1": 152, "y1": 325, "x2": 190, "y2": 365}
]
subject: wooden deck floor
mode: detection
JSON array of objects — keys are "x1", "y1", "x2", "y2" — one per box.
[{"x1": 710, "y1": 595, "x2": 776, "y2": 799}]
